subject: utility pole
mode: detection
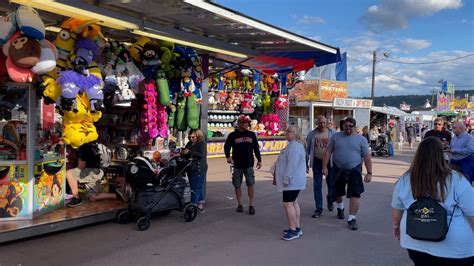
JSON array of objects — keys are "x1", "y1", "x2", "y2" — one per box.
[{"x1": 371, "y1": 51, "x2": 376, "y2": 102}]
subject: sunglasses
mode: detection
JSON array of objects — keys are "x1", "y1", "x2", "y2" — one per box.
[
  {"x1": 435, "y1": 123, "x2": 443, "y2": 125},
  {"x1": 345, "y1": 124, "x2": 355, "y2": 128}
]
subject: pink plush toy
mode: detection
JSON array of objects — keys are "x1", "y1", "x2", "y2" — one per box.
[
  {"x1": 157, "y1": 103, "x2": 168, "y2": 138},
  {"x1": 142, "y1": 80, "x2": 158, "y2": 139},
  {"x1": 241, "y1": 93, "x2": 254, "y2": 113},
  {"x1": 274, "y1": 95, "x2": 288, "y2": 109},
  {"x1": 270, "y1": 114, "x2": 280, "y2": 135}
]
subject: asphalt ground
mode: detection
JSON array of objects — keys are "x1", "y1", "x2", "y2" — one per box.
[{"x1": 0, "y1": 146, "x2": 417, "y2": 266}]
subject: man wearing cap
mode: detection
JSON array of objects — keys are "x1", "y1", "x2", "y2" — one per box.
[{"x1": 224, "y1": 115, "x2": 262, "y2": 215}]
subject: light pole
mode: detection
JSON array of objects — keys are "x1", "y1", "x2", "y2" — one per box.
[{"x1": 370, "y1": 51, "x2": 390, "y2": 102}]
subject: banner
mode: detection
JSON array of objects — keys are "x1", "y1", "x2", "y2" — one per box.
[
  {"x1": 289, "y1": 80, "x2": 319, "y2": 102},
  {"x1": 436, "y1": 92, "x2": 451, "y2": 112},
  {"x1": 319, "y1": 80, "x2": 348, "y2": 102},
  {"x1": 207, "y1": 139, "x2": 287, "y2": 157},
  {"x1": 333, "y1": 98, "x2": 372, "y2": 108}
]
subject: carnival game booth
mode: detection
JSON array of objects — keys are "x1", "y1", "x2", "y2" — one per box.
[{"x1": 0, "y1": 0, "x2": 340, "y2": 242}]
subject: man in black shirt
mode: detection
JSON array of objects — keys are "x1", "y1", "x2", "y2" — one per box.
[
  {"x1": 224, "y1": 115, "x2": 262, "y2": 215},
  {"x1": 66, "y1": 142, "x2": 104, "y2": 207},
  {"x1": 424, "y1": 117, "x2": 452, "y2": 148}
]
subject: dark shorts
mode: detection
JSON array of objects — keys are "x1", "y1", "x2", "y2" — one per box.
[
  {"x1": 232, "y1": 167, "x2": 255, "y2": 188},
  {"x1": 334, "y1": 164, "x2": 364, "y2": 198},
  {"x1": 282, "y1": 190, "x2": 300, "y2": 203},
  {"x1": 408, "y1": 249, "x2": 474, "y2": 266}
]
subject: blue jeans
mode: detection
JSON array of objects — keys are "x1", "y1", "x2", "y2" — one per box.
[
  {"x1": 190, "y1": 174, "x2": 205, "y2": 204},
  {"x1": 312, "y1": 158, "x2": 335, "y2": 210}
]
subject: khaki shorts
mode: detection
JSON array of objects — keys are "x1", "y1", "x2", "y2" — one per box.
[{"x1": 70, "y1": 168, "x2": 104, "y2": 194}]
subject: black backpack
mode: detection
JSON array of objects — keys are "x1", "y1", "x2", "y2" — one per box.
[{"x1": 406, "y1": 196, "x2": 457, "y2": 242}]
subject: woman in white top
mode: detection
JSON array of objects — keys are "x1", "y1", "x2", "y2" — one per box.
[
  {"x1": 391, "y1": 137, "x2": 474, "y2": 265},
  {"x1": 272, "y1": 126, "x2": 307, "y2": 241}
]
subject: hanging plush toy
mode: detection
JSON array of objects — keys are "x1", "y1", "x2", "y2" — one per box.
[
  {"x1": 130, "y1": 36, "x2": 151, "y2": 62},
  {"x1": 15, "y1": 5, "x2": 45, "y2": 40},
  {"x1": 56, "y1": 39, "x2": 102, "y2": 112},
  {"x1": 157, "y1": 103, "x2": 168, "y2": 138},
  {"x1": 224, "y1": 71, "x2": 237, "y2": 89},
  {"x1": 31, "y1": 39, "x2": 58, "y2": 74},
  {"x1": 241, "y1": 69, "x2": 253, "y2": 91},
  {"x1": 142, "y1": 80, "x2": 159, "y2": 139},
  {"x1": 187, "y1": 93, "x2": 200, "y2": 130},
  {"x1": 141, "y1": 42, "x2": 161, "y2": 79},
  {"x1": 274, "y1": 95, "x2": 289, "y2": 109},
  {"x1": 241, "y1": 93, "x2": 254, "y2": 113},
  {"x1": 180, "y1": 68, "x2": 195, "y2": 97},
  {"x1": 208, "y1": 91, "x2": 217, "y2": 110},
  {"x1": 155, "y1": 70, "x2": 170, "y2": 106},
  {"x1": 113, "y1": 76, "x2": 136, "y2": 107},
  {"x1": 0, "y1": 13, "x2": 17, "y2": 45},
  {"x1": 175, "y1": 94, "x2": 187, "y2": 132},
  {"x1": 2, "y1": 32, "x2": 38, "y2": 82},
  {"x1": 262, "y1": 93, "x2": 272, "y2": 114}
]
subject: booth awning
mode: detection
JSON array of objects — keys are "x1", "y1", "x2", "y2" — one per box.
[
  {"x1": 371, "y1": 106, "x2": 408, "y2": 117},
  {"x1": 215, "y1": 51, "x2": 341, "y2": 74}
]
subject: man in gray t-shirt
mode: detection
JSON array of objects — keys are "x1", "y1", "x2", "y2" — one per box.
[{"x1": 323, "y1": 117, "x2": 373, "y2": 231}]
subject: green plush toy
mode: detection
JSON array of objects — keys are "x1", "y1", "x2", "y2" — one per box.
[
  {"x1": 168, "y1": 104, "x2": 176, "y2": 127},
  {"x1": 187, "y1": 94, "x2": 200, "y2": 129},
  {"x1": 156, "y1": 70, "x2": 171, "y2": 106},
  {"x1": 176, "y1": 94, "x2": 188, "y2": 131},
  {"x1": 262, "y1": 94, "x2": 272, "y2": 114}
]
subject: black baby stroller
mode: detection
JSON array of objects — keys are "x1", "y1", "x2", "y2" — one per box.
[
  {"x1": 371, "y1": 134, "x2": 389, "y2": 157},
  {"x1": 116, "y1": 156, "x2": 198, "y2": 231}
]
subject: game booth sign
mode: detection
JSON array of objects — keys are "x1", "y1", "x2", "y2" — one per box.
[{"x1": 0, "y1": 1, "x2": 341, "y2": 241}]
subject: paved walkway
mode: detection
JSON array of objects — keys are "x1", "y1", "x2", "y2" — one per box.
[{"x1": 0, "y1": 147, "x2": 417, "y2": 266}]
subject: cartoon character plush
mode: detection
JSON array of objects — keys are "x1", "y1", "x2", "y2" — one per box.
[
  {"x1": 257, "y1": 123, "x2": 267, "y2": 136},
  {"x1": 155, "y1": 70, "x2": 170, "y2": 106},
  {"x1": 57, "y1": 39, "x2": 103, "y2": 112},
  {"x1": 208, "y1": 91, "x2": 217, "y2": 110},
  {"x1": 31, "y1": 39, "x2": 58, "y2": 74},
  {"x1": 6, "y1": 33, "x2": 41, "y2": 68},
  {"x1": 130, "y1": 36, "x2": 151, "y2": 62},
  {"x1": 241, "y1": 69, "x2": 253, "y2": 91},
  {"x1": 274, "y1": 95, "x2": 289, "y2": 109},
  {"x1": 180, "y1": 68, "x2": 195, "y2": 97},
  {"x1": 15, "y1": 5, "x2": 45, "y2": 40},
  {"x1": 113, "y1": 76, "x2": 136, "y2": 107},
  {"x1": 241, "y1": 93, "x2": 254, "y2": 113},
  {"x1": 141, "y1": 42, "x2": 161, "y2": 79},
  {"x1": 250, "y1": 119, "x2": 258, "y2": 132},
  {"x1": 224, "y1": 71, "x2": 237, "y2": 89},
  {"x1": 0, "y1": 13, "x2": 17, "y2": 45},
  {"x1": 262, "y1": 94, "x2": 272, "y2": 114}
]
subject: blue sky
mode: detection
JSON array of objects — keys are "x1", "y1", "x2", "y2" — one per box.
[{"x1": 217, "y1": 0, "x2": 474, "y2": 97}]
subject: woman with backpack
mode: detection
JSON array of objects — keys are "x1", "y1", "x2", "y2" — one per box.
[{"x1": 391, "y1": 137, "x2": 474, "y2": 265}]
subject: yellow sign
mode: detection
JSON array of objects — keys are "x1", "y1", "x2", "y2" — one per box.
[
  {"x1": 319, "y1": 80, "x2": 348, "y2": 102},
  {"x1": 289, "y1": 80, "x2": 319, "y2": 102},
  {"x1": 207, "y1": 139, "x2": 288, "y2": 157}
]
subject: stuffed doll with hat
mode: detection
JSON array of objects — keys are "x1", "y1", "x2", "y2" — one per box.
[
  {"x1": 141, "y1": 42, "x2": 161, "y2": 79},
  {"x1": 180, "y1": 67, "x2": 195, "y2": 97},
  {"x1": 15, "y1": 5, "x2": 45, "y2": 40}
]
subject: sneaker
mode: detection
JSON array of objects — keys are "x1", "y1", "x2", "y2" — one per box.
[
  {"x1": 283, "y1": 227, "x2": 303, "y2": 236},
  {"x1": 281, "y1": 229, "x2": 300, "y2": 241},
  {"x1": 248, "y1": 206, "x2": 255, "y2": 215},
  {"x1": 312, "y1": 209, "x2": 322, "y2": 218},
  {"x1": 337, "y1": 208, "x2": 345, "y2": 219},
  {"x1": 116, "y1": 188, "x2": 129, "y2": 202},
  {"x1": 237, "y1": 205, "x2": 243, "y2": 213},
  {"x1": 348, "y1": 219, "x2": 358, "y2": 230},
  {"x1": 198, "y1": 207, "x2": 205, "y2": 213},
  {"x1": 327, "y1": 196, "x2": 334, "y2": 212},
  {"x1": 67, "y1": 197, "x2": 82, "y2": 208}
]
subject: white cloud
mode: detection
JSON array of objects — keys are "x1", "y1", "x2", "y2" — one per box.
[
  {"x1": 297, "y1": 15, "x2": 325, "y2": 24},
  {"x1": 344, "y1": 34, "x2": 474, "y2": 97},
  {"x1": 399, "y1": 38, "x2": 432, "y2": 51},
  {"x1": 359, "y1": 0, "x2": 463, "y2": 32}
]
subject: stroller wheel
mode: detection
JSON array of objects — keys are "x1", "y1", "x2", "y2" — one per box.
[
  {"x1": 117, "y1": 210, "x2": 130, "y2": 224},
  {"x1": 183, "y1": 204, "x2": 198, "y2": 222},
  {"x1": 137, "y1": 217, "x2": 151, "y2": 231}
]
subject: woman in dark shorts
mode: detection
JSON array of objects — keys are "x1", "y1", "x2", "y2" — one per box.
[{"x1": 272, "y1": 126, "x2": 307, "y2": 241}]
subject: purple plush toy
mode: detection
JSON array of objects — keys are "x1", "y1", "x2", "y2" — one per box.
[{"x1": 56, "y1": 39, "x2": 104, "y2": 112}]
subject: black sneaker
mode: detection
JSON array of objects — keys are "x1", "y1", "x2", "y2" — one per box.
[
  {"x1": 327, "y1": 195, "x2": 334, "y2": 212},
  {"x1": 283, "y1": 227, "x2": 303, "y2": 236},
  {"x1": 337, "y1": 208, "x2": 345, "y2": 219},
  {"x1": 281, "y1": 229, "x2": 300, "y2": 241},
  {"x1": 248, "y1": 206, "x2": 255, "y2": 215},
  {"x1": 237, "y1": 205, "x2": 243, "y2": 213},
  {"x1": 348, "y1": 219, "x2": 358, "y2": 230},
  {"x1": 312, "y1": 209, "x2": 322, "y2": 218},
  {"x1": 67, "y1": 197, "x2": 82, "y2": 208}
]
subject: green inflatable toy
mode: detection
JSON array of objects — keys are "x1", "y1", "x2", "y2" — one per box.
[
  {"x1": 176, "y1": 95, "x2": 187, "y2": 131},
  {"x1": 156, "y1": 71, "x2": 171, "y2": 106},
  {"x1": 187, "y1": 94, "x2": 200, "y2": 129}
]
